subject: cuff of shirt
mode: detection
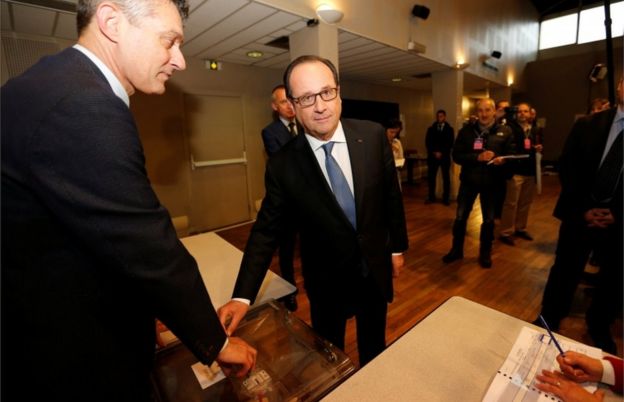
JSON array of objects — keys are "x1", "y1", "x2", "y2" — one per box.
[
  {"x1": 601, "y1": 358, "x2": 616, "y2": 386},
  {"x1": 232, "y1": 297, "x2": 251, "y2": 305},
  {"x1": 391, "y1": 252, "x2": 403, "y2": 256}
]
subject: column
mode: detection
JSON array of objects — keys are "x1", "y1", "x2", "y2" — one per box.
[
  {"x1": 432, "y1": 69, "x2": 464, "y2": 200},
  {"x1": 288, "y1": 21, "x2": 339, "y2": 71}
]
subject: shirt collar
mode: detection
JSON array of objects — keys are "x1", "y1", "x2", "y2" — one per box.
[
  {"x1": 73, "y1": 44, "x2": 130, "y2": 107},
  {"x1": 279, "y1": 116, "x2": 294, "y2": 127},
  {"x1": 305, "y1": 121, "x2": 345, "y2": 150}
]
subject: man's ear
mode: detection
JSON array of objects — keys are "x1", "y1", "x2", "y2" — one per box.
[
  {"x1": 271, "y1": 102, "x2": 279, "y2": 112},
  {"x1": 95, "y1": 2, "x2": 122, "y2": 43}
]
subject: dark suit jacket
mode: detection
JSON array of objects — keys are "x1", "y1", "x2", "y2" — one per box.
[
  {"x1": 553, "y1": 108, "x2": 622, "y2": 224},
  {"x1": 1, "y1": 48, "x2": 225, "y2": 401},
  {"x1": 233, "y1": 118, "x2": 408, "y2": 312},
  {"x1": 425, "y1": 122, "x2": 454, "y2": 160},
  {"x1": 261, "y1": 119, "x2": 296, "y2": 156}
]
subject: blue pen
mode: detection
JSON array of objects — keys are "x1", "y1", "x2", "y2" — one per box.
[{"x1": 539, "y1": 315, "x2": 566, "y2": 356}]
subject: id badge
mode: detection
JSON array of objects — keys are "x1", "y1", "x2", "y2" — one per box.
[
  {"x1": 474, "y1": 138, "x2": 484, "y2": 150},
  {"x1": 524, "y1": 138, "x2": 531, "y2": 150}
]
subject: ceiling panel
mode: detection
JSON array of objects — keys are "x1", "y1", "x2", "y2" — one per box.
[
  {"x1": 53, "y1": 12, "x2": 76, "y2": 39},
  {"x1": 12, "y1": 2, "x2": 55, "y2": 36},
  {"x1": 1, "y1": 0, "x2": 502, "y2": 92}
]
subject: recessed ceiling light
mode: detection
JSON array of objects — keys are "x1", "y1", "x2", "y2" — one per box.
[
  {"x1": 392, "y1": 78, "x2": 402, "y2": 82},
  {"x1": 246, "y1": 50, "x2": 264, "y2": 58}
]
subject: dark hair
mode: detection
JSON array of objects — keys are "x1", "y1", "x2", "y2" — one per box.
[
  {"x1": 77, "y1": 0, "x2": 190, "y2": 35},
  {"x1": 436, "y1": 109, "x2": 446, "y2": 116},
  {"x1": 283, "y1": 55, "x2": 340, "y2": 98},
  {"x1": 271, "y1": 84, "x2": 286, "y2": 94}
]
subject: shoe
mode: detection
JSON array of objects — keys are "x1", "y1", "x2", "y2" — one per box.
[
  {"x1": 281, "y1": 294, "x2": 298, "y2": 312},
  {"x1": 442, "y1": 199, "x2": 450, "y2": 206},
  {"x1": 442, "y1": 249, "x2": 463, "y2": 263},
  {"x1": 425, "y1": 198, "x2": 435, "y2": 204},
  {"x1": 478, "y1": 253, "x2": 492, "y2": 268},
  {"x1": 499, "y1": 235, "x2": 515, "y2": 246},
  {"x1": 514, "y1": 231, "x2": 533, "y2": 241}
]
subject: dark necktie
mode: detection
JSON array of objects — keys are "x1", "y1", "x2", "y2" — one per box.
[
  {"x1": 288, "y1": 121, "x2": 297, "y2": 136},
  {"x1": 321, "y1": 142, "x2": 356, "y2": 229},
  {"x1": 591, "y1": 130, "x2": 623, "y2": 203}
]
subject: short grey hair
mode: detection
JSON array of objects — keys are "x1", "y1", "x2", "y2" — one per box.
[{"x1": 77, "y1": 0, "x2": 189, "y2": 35}]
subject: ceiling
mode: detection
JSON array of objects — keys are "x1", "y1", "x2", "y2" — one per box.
[
  {"x1": 530, "y1": 0, "x2": 605, "y2": 19},
  {"x1": 1, "y1": 0, "x2": 510, "y2": 93}
]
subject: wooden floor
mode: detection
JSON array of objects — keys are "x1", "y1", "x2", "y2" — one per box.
[{"x1": 216, "y1": 175, "x2": 623, "y2": 366}]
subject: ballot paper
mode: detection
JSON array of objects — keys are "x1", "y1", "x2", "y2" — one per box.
[
  {"x1": 482, "y1": 326, "x2": 602, "y2": 402},
  {"x1": 487, "y1": 154, "x2": 530, "y2": 165}
]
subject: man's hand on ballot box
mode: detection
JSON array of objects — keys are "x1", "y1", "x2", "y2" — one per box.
[
  {"x1": 217, "y1": 336, "x2": 257, "y2": 378},
  {"x1": 218, "y1": 300, "x2": 250, "y2": 336}
]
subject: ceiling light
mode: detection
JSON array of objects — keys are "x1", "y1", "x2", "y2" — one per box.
[
  {"x1": 316, "y1": 4, "x2": 344, "y2": 24},
  {"x1": 392, "y1": 78, "x2": 402, "y2": 82},
  {"x1": 454, "y1": 61, "x2": 470, "y2": 70},
  {"x1": 246, "y1": 50, "x2": 263, "y2": 58}
]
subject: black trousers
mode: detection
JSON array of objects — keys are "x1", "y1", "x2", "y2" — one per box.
[
  {"x1": 309, "y1": 274, "x2": 387, "y2": 367},
  {"x1": 540, "y1": 219, "x2": 623, "y2": 334},
  {"x1": 427, "y1": 157, "x2": 450, "y2": 201}
]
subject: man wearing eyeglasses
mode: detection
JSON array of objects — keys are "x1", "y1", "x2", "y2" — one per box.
[{"x1": 219, "y1": 55, "x2": 408, "y2": 367}]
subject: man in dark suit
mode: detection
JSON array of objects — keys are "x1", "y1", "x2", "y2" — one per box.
[
  {"x1": 1, "y1": 1, "x2": 256, "y2": 401},
  {"x1": 536, "y1": 78, "x2": 623, "y2": 354},
  {"x1": 219, "y1": 55, "x2": 408, "y2": 366},
  {"x1": 425, "y1": 109, "x2": 455, "y2": 205},
  {"x1": 262, "y1": 84, "x2": 300, "y2": 155},
  {"x1": 260, "y1": 84, "x2": 301, "y2": 311}
]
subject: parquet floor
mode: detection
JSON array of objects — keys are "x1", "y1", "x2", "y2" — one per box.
[{"x1": 216, "y1": 175, "x2": 623, "y2": 366}]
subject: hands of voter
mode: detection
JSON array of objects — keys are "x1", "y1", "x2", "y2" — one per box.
[
  {"x1": 434, "y1": 152, "x2": 442, "y2": 159},
  {"x1": 477, "y1": 150, "x2": 495, "y2": 162},
  {"x1": 536, "y1": 370, "x2": 605, "y2": 402},
  {"x1": 391, "y1": 254, "x2": 405, "y2": 278},
  {"x1": 217, "y1": 336, "x2": 257, "y2": 378},
  {"x1": 489, "y1": 156, "x2": 506, "y2": 165},
  {"x1": 218, "y1": 300, "x2": 249, "y2": 336},
  {"x1": 556, "y1": 351, "x2": 604, "y2": 383},
  {"x1": 535, "y1": 144, "x2": 543, "y2": 153},
  {"x1": 584, "y1": 208, "x2": 615, "y2": 229}
]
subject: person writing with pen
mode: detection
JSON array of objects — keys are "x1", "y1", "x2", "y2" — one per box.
[{"x1": 536, "y1": 351, "x2": 622, "y2": 402}]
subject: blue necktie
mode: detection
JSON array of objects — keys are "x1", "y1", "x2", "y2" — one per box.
[{"x1": 322, "y1": 142, "x2": 356, "y2": 229}]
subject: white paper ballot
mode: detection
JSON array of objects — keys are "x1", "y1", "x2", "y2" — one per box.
[{"x1": 191, "y1": 361, "x2": 225, "y2": 389}]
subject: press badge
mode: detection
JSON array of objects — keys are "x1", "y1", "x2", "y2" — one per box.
[
  {"x1": 474, "y1": 138, "x2": 484, "y2": 150},
  {"x1": 524, "y1": 138, "x2": 531, "y2": 150}
]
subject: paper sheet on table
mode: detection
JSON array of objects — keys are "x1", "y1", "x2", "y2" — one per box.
[
  {"x1": 487, "y1": 154, "x2": 530, "y2": 165},
  {"x1": 482, "y1": 326, "x2": 601, "y2": 402}
]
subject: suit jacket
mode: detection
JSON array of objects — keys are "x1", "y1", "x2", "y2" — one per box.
[
  {"x1": 553, "y1": 108, "x2": 622, "y2": 224},
  {"x1": 1, "y1": 48, "x2": 225, "y2": 401},
  {"x1": 261, "y1": 119, "x2": 297, "y2": 156},
  {"x1": 233, "y1": 118, "x2": 408, "y2": 312},
  {"x1": 425, "y1": 122, "x2": 454, "y2": 160}
]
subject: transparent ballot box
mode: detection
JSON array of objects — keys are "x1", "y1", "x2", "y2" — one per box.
[{"x1": 151, "y1": 299, "x2": 356, "y2": 402}]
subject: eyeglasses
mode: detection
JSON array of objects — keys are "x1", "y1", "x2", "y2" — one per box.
[{"x1": 290, "y1": 87, "x2": 339, "y2": 108}]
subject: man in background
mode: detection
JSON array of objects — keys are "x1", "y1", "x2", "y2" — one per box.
[
  {"x1": 260, "y1": 84, "x2": 301, "y2": 310},
  {"x1": 425, "y1": 109, "x2": 454, "y2": 205},
  {"x1": 499, "y1": 102, "x2": 543, "y2": 246},
  {"x1": 1, "y1": 1, "x2": 256, "y2": 401},
  {"x1": 535, "y1": 78, "x2": 623, "y2": 354},
  {"x1": 219, "y1": 55, "x2": 408, "y2": 367},
  {"x1": 442, "y1": 98, "x2": 515, "y2": 268}
]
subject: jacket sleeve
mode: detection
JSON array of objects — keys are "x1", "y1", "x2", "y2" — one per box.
[
  {"x1": 262, "y1": 126, "x2": 280, "y2": 156},
  {"x1": 452, "y1": 127, "x2": 480, "y2": 166},
  {"x1": 30, "y1": 90, "x2": 226, "y2": 365}
]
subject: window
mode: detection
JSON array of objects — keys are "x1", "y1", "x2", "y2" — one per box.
[
  {"x1": 539, "y1": 14, "x2": 578, "y2": 50},
  {"x1": 539, "y1": 1, "x2": 623, "y2": 50},
  {"x1": 578, "y1": 2, "x2": 624, "y2": 44}
]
